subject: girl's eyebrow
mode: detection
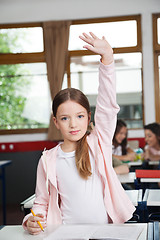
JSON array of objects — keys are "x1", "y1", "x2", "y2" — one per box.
[
  {"x1": 59, "y1": 111, "x2": 86, "y2": 117},
  {"x1": 59, "y1": 111, "x2": 85, "y2": 117},
  {"x1": 59, "y1": 114, "x2": 68, "y2": 117},
  {"x1": 77, "y1": 111, "x2": 86, "y2": 114}
]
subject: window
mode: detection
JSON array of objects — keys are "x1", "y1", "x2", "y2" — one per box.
[
  {"x1": 0, "y1": 27, "x2": 43, "y2": 53},
  {"x1": 0, "y1": 23, "x2": 50, "y2": 134},
  {"x1": 64, "y1": 15, "x2": 143, "y2": 129},
  {"x1": 69, "y1": 20, "x2": 137, "y2": 49},
  {"x1": 153, "y1": 13, "x2": 160, "y2": 123}
]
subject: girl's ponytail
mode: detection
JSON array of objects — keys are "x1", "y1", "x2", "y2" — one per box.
[{"x1": 75, "y1": 131, "x2": 92, "y2": 179}]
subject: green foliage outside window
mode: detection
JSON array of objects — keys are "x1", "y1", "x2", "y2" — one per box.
[
  {"x1": 0, "y1": 29, "x2": 47, "y2": 130},
  {"x1": 0, "y1": 64, "x2": 27, "y2": 129}
]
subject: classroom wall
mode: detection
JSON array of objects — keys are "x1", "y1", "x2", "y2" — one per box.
[
  {"x1": 0, "y1": 0, "x2": 159, "y2": 205},
  {"x1": 0, "y1": 141, "x2": 57, "y2": 205},
  {"x1": 0, "y1": 151, "x2": 40, "y2": 204}
]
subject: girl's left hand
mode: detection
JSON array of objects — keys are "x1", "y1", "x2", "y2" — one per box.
[
  {"x1": 79, "y1": 32, "x2": 113, "y2": 65},
  {"x1": 126, "y1": 152, "x2": 137, "y2": 161}
]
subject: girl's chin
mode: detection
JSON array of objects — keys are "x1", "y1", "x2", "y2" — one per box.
[
  {"x1": 148, "y1": 144, "x2": 154, "y2": 148},
  {"x1": 147, "y1": 143, "x2": 151, "y2": 146}
]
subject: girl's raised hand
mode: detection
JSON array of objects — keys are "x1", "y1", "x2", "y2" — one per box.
[{"x1": 79, "y1": 32, "x2": 113, "y2": 65}]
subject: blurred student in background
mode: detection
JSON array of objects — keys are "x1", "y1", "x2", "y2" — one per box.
[
  {"x1": 143, "y1": 122, "x2": 160, "y2": 188},
  {"x1": 112, "y1": 119, "x2": 136, "y2": 162},
  {"x1": 143, "y1": 122, "x2": 160, "y2": 161}
]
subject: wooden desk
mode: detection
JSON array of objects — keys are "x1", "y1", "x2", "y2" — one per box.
[
  {"x1": 0, "y1": 160, "x2": 12, "y2": 225},
  {"x1": 0, "y1": 224, "x2": 148, "y2": 240}
]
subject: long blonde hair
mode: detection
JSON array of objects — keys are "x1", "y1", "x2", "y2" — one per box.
[{"x1": 52, "y1": 88, "x2": 92, "y2": 179}]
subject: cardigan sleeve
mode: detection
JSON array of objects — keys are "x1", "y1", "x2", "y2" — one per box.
[
  {"x1": 94, "y1": 61, "x2": 120, "y2": 146},
  {"x1": 22, "y1": 154, "x2": 49, "y2": 230},
  {"x1": 93, "y1": 61, "x2": 135, "y2": 223}
]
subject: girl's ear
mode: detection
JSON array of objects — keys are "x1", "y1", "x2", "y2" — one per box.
[
  {"x1": 88, "y1": 112, "x2": 91, "y2": 124},
  {"x1": 53, "y1": 117, "x2": 60, "y2": 130}
]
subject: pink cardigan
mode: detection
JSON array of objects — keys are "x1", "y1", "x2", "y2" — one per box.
[{"x1": 22, "y1": 61, "x2": 135, "y2": 229}]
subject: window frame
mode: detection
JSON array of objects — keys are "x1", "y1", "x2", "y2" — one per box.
[
  {"x1": 153, "y1": 13, "x2": 160, "y2": 123},
  {"x1": 0, "y1": 22, "x2": 48, "y2": 135},
  {"x1": 67, "y1": 15, "x2": 143, "y2": 128}
]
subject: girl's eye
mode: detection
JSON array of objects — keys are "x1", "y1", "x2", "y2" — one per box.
[
  {"x1": 78, "y1": 115, "x2": 84, "y2": 119},
  {"x1": 61, "y1": 117, "x2": 68, "y2": 121}
]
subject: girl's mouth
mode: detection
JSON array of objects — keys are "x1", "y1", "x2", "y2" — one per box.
[{"x1": 70, "y1": 130, "x2": 80, "y2": 135}]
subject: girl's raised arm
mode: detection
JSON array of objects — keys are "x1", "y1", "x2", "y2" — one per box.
[{"x1": 79, "y1": 32, "x2": 113, "y2": 65}]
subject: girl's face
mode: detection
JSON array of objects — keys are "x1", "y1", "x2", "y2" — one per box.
[
  {"x1": 53, "y1": 100, "x2": 91, "y2": 146},
  {"x1": 115, "y1": 126, "x2": 127, "y2": 144},
  {"x1": 145, "y1": 129, "x2": 159, "y2": 148}
]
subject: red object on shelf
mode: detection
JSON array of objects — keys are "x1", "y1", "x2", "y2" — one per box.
[{"x1": 136, "y1": 169, "x2": 160, "y2": 178}]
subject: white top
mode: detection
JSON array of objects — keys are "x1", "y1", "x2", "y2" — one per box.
[
  {"x1": 145, "y1": 145, "x2": 160, "y2": 156},
  {"x1": 112, "y1": 145, "x2": 122, "y2": 155},
  {"x1": 56, "y1": 146, "x2": 108, "y2": 224},
  {"x1": 112, "y1": 144, "x2": 130, "y2": 156}
]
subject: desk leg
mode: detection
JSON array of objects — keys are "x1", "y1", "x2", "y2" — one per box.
[{"x1": 1, "y1": 167, "x2": 6, "y2": 225}]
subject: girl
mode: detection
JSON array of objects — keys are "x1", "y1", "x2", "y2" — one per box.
[
  {"x1": 112, "y1": 119, "x2": 136, "y2": 162},
  {"x1": 22, "y1": 32, "x2": 135, "y2": 235},
  {"x1": 143, "y1": 122, "x2": 160, "y2": 161}
]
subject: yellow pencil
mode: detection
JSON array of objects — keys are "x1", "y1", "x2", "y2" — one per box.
[{"x1": 30, "y1": 209, "x2": 44, "y2": 232}]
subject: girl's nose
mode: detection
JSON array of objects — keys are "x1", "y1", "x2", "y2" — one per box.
[
  {"x1": 69, "y1": 118, "x2": 77, "y2": 128},
  {"x1": 145, "y1": 137, "x2": 148, "y2": 143}
]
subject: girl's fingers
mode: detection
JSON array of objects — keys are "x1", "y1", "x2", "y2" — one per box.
[
  {"x1": 27, "y1": 221, "x2": 46, "y2": 235},
  {"x1": 83, "y1": 45, "x2": 95, "y2": 52},
  {"x1": 79, "y1": 35, "x2": 93, "y2": 46},
  {"x1": 27, "y1": 215, "x2": 46, "y2": 235},
  {"x1": 29, "y1": 215, "x2": 44, "y2": 222},
  {"x1": 35, "y1": 215, "x2": 45, "y2": 222},
  {"x1": 36, "y1": 213, "x2": 44, "y2": 217},
  {"x1": 82, "y1": 32, "x2": 92, "y2": 39},
  {"x1": 89, "y1": 32, "x2": 98, "y2": 39},
  {"x1": 28, "y1": 226, "x2": 42, "y2": 235},
  {"x1": 80, "y1": 32, "x2": 97, "y2": 43}
]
